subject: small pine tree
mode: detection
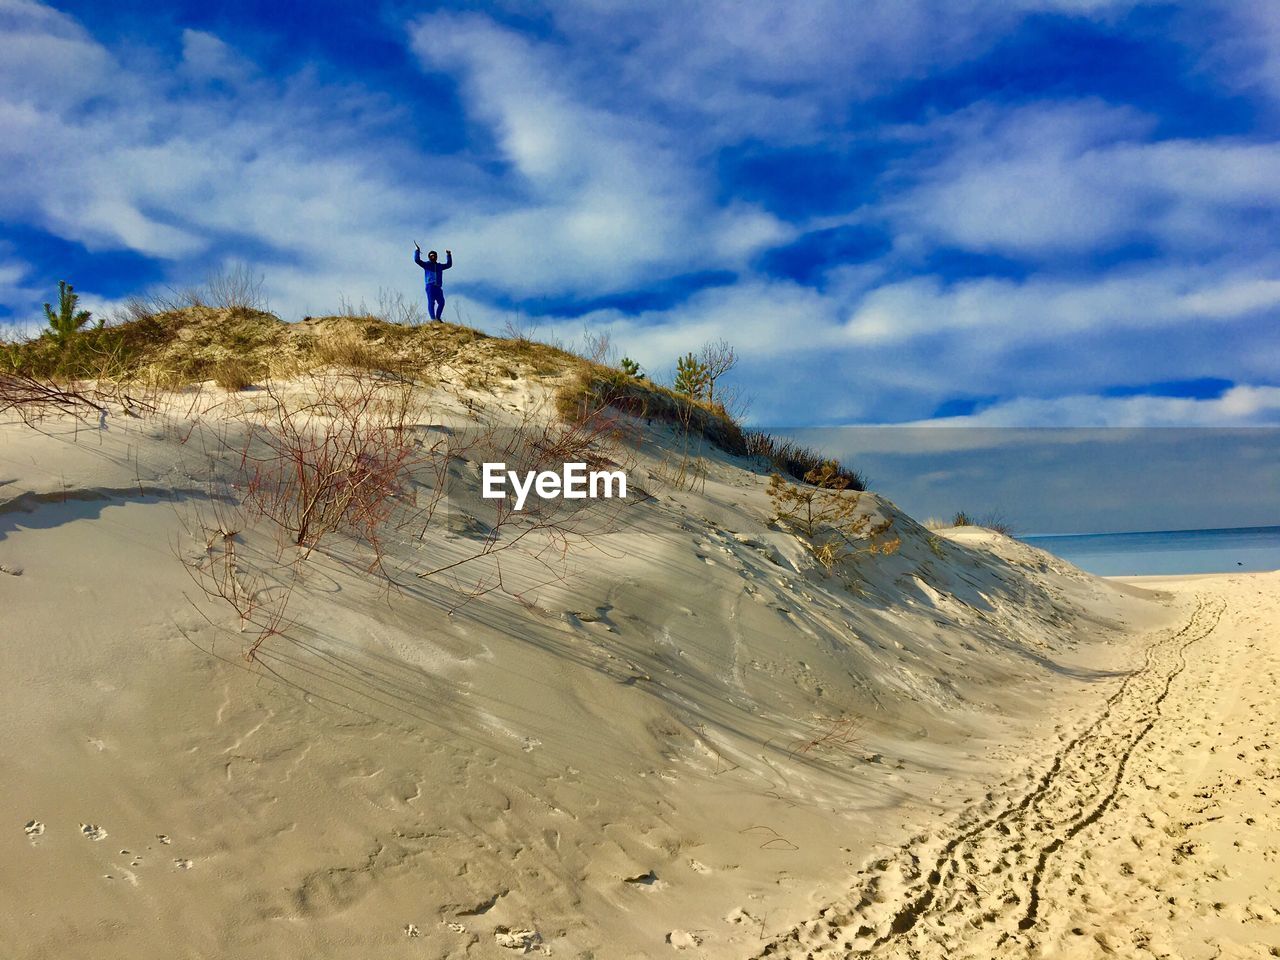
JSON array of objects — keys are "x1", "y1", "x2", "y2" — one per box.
[
  {"x1": 44, "y1": 281, "x2": 96, "y2": 347},
  {"x1": 619, "y1": 357, "x2": 645, "y2": 380},
  {"x1": 673, "y1": 352, "x2": 710, "y2": 400},
  {"x1": 768, "y1": 464, "x2": 899, "y2": 572},
  {"x1": 767, "y1": 461, "x2": 858, "y2": 537}
]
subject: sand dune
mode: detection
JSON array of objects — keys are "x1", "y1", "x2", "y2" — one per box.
[{"x1": 1, "y1": 379, "x2": 1275, "y2": 959}]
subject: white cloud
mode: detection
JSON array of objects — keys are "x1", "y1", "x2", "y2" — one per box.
[
  {"x1": 844, "y1": 261, "x2": 1280, "y2": 346},
  {"x1": 407, "y1": 14, "x2": 792, "y2": 295},
  {"x1": 891, "y1": 99, "x2": 1280, "y2": 256},
  {"x1": 485, "y1": 279, "x2": 843, "y2": 376},
  {"x1": 179, "y1": 29, "x2": 255, "y2": 84},
  {"x1": 0, "y1": 2, "x2": 456, "y2": 305},
  {"x1": 1191, "y1": 2, "x2": 1280, "y2": 105},
  {"x1": 901, "y1": 385, "x2": 1280, "y2": 428},
  {"x1": 0, "y1": 0, "x2": 123, "y2": 111},
  {"x1": 538, "y1": 0, "x2": 1140, "y2": 144}
]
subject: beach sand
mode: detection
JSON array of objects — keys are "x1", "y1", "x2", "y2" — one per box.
[
  {"x1": 1, "y1": 387, "x2": 1276, "y2": 959},
  {"x1": 756, "y1": 571, "x2": 1280, "y2": 959}
]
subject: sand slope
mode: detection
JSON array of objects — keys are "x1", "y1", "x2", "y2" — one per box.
[
  {"x1": 2, "y1": 386, "x2": 1269, "y2": 959},
  {"x1": 755, "y1": 573, "x2": 1280, "y2": 959}
]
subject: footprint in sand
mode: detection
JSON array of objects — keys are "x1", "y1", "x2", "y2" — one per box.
[
  {"x1": 156, "y1": 834, "x2": 172, "y2": 845},
  {"x1": 24, "y1": 820, "x2": 45, "y2": 843},
  {"x1": 667, "y1": 929, "x2": 705, "y2": 949},
  {"x1": 80, "y1": 823, "x2": 108, "y2": 841},
  {"x1": 173, "y1": 858, "x2": 193, "y2": 870}
]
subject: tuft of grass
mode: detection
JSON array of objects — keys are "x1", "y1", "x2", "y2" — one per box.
[
  {"x1": 555, "y1": 365, "x2": 747, "y2": 456},
  {"x1": 212, "y1": 357, "x2": 258, "y2": 391},
  {"x1": 308, "y1": 331, "x2": 390, "y2": 371},
  {"x1": 743, "y1": 430, "x2": 867, "y2": 490},
  {"x1": 951, "y1": 510, "x2": 1015, "y2": 535}
]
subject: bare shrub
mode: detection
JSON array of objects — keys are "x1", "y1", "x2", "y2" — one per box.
[
  {"x1": 788, "y1": 714, "x2": 864, "y2": 759},
  {"x1": 502, "y1": 315, "x2": 535, "y2": 344},
  {"x1": 179, "y1": 366, "x2": 639, "y2": 660},
  {"x1": 0, "y1": 371, "x2": 108, "y2": 424},
  {"x1": 378, "y1": 287, "x2": 426, "y2": 327},
  {"x1": 979, "y1": 510, "x2": 1015, "y2": 536},
  {"x1": 339, "y1": 289, "x2": 428, "y2": 328},
  {"x1": 502, "y1": 314, "x2": 565, "y2": 352},
  {"x1": 698, "y1": 338, "x2": 737, "y2": 405},
  {"x1": 176, "y1": 372, "x2": 432, "y2": 661},
  {"x1": 235, "y1": 375, "x2": 426, "y2": 563},
  {"x1": 206, "y1": 262, "x2": 267, "y2": 311},
  {"x1": 413, "y1": 400, "x2": 639, "y2": 603},
  {"x1": 181, "y1": 512, "x2": 294, "y2": 664},
  {"x1": 109, "y1": 295, "x2": 161, "y2": 327},
  {"x1": 580, "y1": 326, "x2": 613, "y2": 366},
  {"x1": 336, "y1": 292, "x2": 371, "y2": 319}
]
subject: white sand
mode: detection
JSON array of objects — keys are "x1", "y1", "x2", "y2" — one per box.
[{"x1": 1, "y1": 388, "x2": 1274, "y2": 959}]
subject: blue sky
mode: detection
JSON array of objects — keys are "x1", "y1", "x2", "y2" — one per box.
[{"x1": 2, "y1": 0, "x2": 1279, "y2": 429}]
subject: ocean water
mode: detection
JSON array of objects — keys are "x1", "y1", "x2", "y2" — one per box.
[{"x1": 1023, "y1": 525, "x2": 1280, "y2": 577}]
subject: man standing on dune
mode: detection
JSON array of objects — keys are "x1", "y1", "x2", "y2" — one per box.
[{"x1": 414, "y1": 243, "x2": 452, "y2": 322}]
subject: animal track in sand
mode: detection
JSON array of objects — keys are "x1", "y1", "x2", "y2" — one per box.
[
  {"x1": 24, "y1": 819, "x2": 44, "y2": 843},
  {"x1": 80, "y1": 823, "x2": 108, "y2": 841}
]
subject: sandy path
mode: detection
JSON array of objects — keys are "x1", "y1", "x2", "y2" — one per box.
[{"x1": 753, "y1": 574, "x2": 1280, "y2": 960}]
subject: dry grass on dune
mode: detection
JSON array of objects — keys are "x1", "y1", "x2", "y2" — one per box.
[
  {"x1": 4, "y1": 301, "x2": 869, "y2": 489},
  {"x1": 4, "y1": 304, "x2": 762, "y2": 455},
  {"x1": 2, "y1": 305, "x2": 582, "y2": 390}
]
